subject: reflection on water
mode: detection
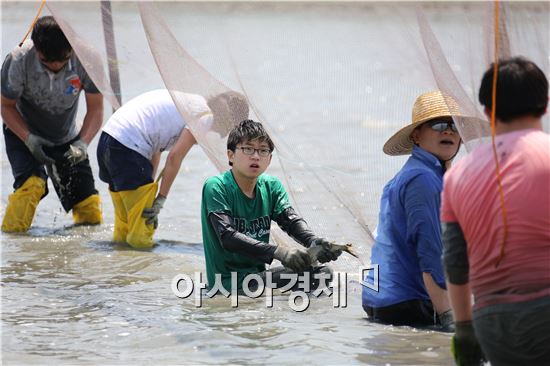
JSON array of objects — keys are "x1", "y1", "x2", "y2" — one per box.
[{"x1": 1, "y1": 223, "x2": 453, "y2": 364}]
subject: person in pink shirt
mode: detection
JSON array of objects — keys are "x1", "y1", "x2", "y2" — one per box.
[{"x1": 441, "y1": 57, "x2": 550, "y2": 365}]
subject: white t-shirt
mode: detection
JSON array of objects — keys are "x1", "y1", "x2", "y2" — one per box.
[{"x1": 103, "y1": 89, "x2": 211, "y2": 160}]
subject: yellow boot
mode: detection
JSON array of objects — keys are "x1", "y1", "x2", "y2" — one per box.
[
  {"x1": 109, "y1": 190, "x2": 128, "y2": 243},
  {"x1": 72, "y1": 194, "x2": 103, "y2": 225},
  {"x1": 2, "y1": 176, "x2": 46, "y2": 232},
  {"x1": 118, "y1": 182, "x2": 158, "y2": 249}
]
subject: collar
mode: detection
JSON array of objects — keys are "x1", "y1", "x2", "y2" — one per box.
[{"x1": 411, "y1": 144, "x2": 444, "y2": 174}]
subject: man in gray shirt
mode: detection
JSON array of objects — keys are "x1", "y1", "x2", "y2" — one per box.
[{"x1": 1, "y1": 16, "x2": 104, "y2": 232}]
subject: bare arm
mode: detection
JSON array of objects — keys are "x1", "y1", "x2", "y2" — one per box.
[
  {"x1": 447, "y1": 283, "x2": 472, "y2": 322},
  {"x1": 423, "y1": 272, "x2": 451, "y2": 314},
  {"x1": 158, "y1": 128, "x2": 196, "y2": 197},
  {"x1": 1, "y1": 95, "x2": 29, "y2": 141},
  {"x1": 79, "y1": 92, "x2": 103, "y2": 145}
]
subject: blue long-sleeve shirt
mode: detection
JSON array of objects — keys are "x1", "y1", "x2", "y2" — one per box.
[{"x1": 363, "y1": 145, "x2": 446, "y2": 308}]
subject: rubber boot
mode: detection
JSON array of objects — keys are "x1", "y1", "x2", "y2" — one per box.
[
  {"x1": 72, "y1": 194, "x2": 102, "y2": 225},
  {"x1": 109, "y1": 190, "x2": 128, "y2": 243},
  {"x1": 2, "y1": 176, "x2": 46, "y2": 232},
  {"x1": 118, "y1": 182, "x2": 158, "y2": 249}
]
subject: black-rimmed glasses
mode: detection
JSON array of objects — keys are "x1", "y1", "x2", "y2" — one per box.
[{"x1": 236, "y1": 146, "x2": 272, "y2": 157}]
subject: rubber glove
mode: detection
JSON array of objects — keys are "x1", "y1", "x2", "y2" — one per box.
[
  {"x1": 273, "y1": 245, "x2": 311, "y2": 272},
  {"x1": 25, "y1": 133, "x2": 54, "y2": 164},
  {"x1": 141, "y1": 195, "x2": 166, "y2": 229},
  {"x1": 311, "y1": 238, "x2": 342, "y2": 263},
  {"x1": 64, "y1": 139, "x2": 88, "y2": 165},
  {"x1": 451, "y1": 320, "x2": 486, "y2": 366}
]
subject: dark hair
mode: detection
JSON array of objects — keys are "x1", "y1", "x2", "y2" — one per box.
[
  {"x1": 479, "y1": 56, "x2": 548, "y2": 122},
  {"x1": 31, "y1": 16, "x2": 72, "y2": 62},
  {"x1": 227, "y1": 120, "x2": 275, "y2": 166},
  {"x1": 207, "y1": 91, "x2": 249, "y2": 137}
]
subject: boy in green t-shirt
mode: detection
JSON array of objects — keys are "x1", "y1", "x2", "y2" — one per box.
[{"x1": 201, "y1": 119, "x2": 342, "y2": 291}]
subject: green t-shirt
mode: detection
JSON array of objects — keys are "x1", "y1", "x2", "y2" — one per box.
[{"x1": 201, "y1": 170, "x2": 291, "y2": 290}]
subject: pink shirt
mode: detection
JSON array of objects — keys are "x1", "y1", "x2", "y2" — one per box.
[{"x1": 441, "y1": 129, "x2": 550, "y2": 310}]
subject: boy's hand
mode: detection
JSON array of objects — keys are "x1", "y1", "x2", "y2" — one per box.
[
  {"x1": 142, "y1": 195, "x2": 166, "y2": 229},
  {"x1": 311, "y1": 238, "x2": 342, "y2": 263},
  {"x1": 25, "y1": 133, "x2": 55, "y2": 164},
  {"x1": 273, "y1": 245, "x2": 311, "y2": 272},
  {"x1": 64, "y1": 139, "x2": 88, "y2": 165}
]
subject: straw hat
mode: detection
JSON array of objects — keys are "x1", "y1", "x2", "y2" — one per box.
[{"x1": 383, "y1": 90, "x2": 462, "y2": 156}]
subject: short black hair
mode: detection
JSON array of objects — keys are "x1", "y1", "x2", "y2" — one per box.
[
  {"x1": 31, "y1": 16, "x2": 72, "y2": 62},
  {"x1": 227, "y1": 120, "x2": 275, "y2": 166},
  {"x1": 479, "y1": 56, "x2": 548, "y2": 122}
]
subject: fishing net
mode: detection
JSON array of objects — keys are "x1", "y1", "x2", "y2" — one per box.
[{"x1": 40, "y1": 1, "x2": 549, "y2": 278}]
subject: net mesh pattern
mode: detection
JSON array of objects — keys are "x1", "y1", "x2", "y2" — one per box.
[{"x1": 43, "y1": 1, "x2": 549, "y2": 277}]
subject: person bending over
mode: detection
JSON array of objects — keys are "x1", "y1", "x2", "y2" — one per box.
[
  {"x1": 1, "y1": 16, "x2": 103, "y2": 231},
  {"x1": 97, "y1": 89, "x2": 248, "y2": 249}
]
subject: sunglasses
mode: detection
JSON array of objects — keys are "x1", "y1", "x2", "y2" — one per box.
[{"x1": 427, "y1": 119, "x2": 458, "y2": 132}]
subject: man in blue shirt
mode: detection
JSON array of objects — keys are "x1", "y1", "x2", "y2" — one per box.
[{"x1": 362, "y1": 91, "x2": 466, "y2": 331}]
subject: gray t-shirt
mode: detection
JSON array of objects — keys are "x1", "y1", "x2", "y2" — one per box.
[{"x1": 1, "y1": 40, "x2": 99, "y2": 144}]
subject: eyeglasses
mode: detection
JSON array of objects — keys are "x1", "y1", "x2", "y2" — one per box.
[
  {"x1": 427, "y1": 120, "x2": 458, "y2": 132},
  {"x1": 236, "y1": 146, "x2": 272, "y2": 157}
]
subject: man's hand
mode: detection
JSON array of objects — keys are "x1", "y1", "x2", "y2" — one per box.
[
  {"x1": 273, "y1": 245, "x2": 311, "y2": 272},
  {"x1": 438, "y1": 309, "x2": 455, "y2": 332},
  {"x1": 25, "y1": 133, "x2": 55, "y2": 164},
  {"x1": 451, "y1": 320, "x2": 486, "y2": 366},
  {"x1": 311, "y1": 238, "x2": 342, "y2": 263},
  {"x1": 64, "y1": 139, "x2": 88, "y2": 165},
  {"x1": 141, "y1": 195, "x2": 166, "y2": 229}
]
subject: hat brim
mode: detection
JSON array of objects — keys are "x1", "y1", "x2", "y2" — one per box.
[
  {"x1": 382, "y1": 115, "x2": 489, "y2": 156},
  {"x1": 383, "y1": 113, "x2": 448, "y2": 156},
  {"x1": 382, "y1": 123, "x2": 421, "y2": 156}
]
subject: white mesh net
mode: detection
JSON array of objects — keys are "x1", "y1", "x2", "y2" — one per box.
[{"x1": 43, "y1": 1, "x2": 549, "y2": 276}]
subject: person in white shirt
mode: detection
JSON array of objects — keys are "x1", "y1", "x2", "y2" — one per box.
[{"x1": 97, "y1": 89, "x2": 248, "y2": 248}]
